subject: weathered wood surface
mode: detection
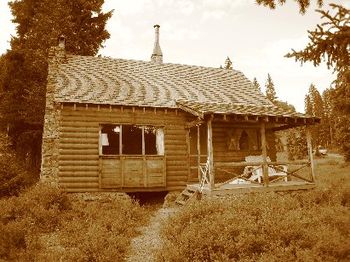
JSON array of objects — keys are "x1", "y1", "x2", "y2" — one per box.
[
  {"x1": 187, "y1": 181, "x2": 316, "y2": 195},
  {"x1": 59, "y1": 106, "x2": 188, "y2": 191}
]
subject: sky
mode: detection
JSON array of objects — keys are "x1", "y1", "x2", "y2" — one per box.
[{"x1": 0, "y1": 0, "x2": 348, "y2": 112}]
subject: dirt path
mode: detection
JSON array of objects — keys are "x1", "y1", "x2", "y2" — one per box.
[{"x1": 126, "y1": 207, "x2": 178, "y2": 262}]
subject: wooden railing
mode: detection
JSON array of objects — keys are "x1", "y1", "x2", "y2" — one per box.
[{"x1": 215, "y1": 160, "x2": 313, "y2": 186}]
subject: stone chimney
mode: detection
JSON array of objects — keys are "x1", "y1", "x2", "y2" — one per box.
[
  {"x1": 48, "y1": 35, "x2": 67, "y2": 63},
  {"x1": 151, "y1": 24, "x2": 163, "y2": 63},
  {"x1": 41, "y1": 35, "x2": 67, "y2": 185}
]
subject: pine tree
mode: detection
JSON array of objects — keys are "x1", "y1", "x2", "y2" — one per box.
[
  {"x1": 265, "y1": 73, "x2": 277, "y2": 103},
  {"x1": 252, "y1": 77, "x2": 261, "y2": 91},
  {"x1": 0, "y1": 0, "x2": 112, "y2": 166},
  {"x1": 256, "y1": 0, "x2": 323, "y2": 14},
  {"x1": 304, "y1": 95, "x2": 313, "y2": 115}
]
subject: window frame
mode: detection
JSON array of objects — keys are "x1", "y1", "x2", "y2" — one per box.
[{"x1": 99, "y1": 124, "x2": 164, "y2": 156}]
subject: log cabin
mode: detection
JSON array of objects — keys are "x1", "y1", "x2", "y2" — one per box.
[{"x1": 41, "y1": 25, "x2": 319, "y2": 194}]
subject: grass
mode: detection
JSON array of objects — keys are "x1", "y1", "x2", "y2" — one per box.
[{"x1": 156, "y1": 159, "x2": 350, "y2": 261}]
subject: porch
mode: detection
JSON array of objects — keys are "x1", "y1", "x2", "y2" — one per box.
[{"x1": 182, "y1": 108, "x2": 318, "y2": 197}]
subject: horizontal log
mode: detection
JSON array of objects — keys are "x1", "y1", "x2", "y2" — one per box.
[
  {"x1": 59, "y1": 155, "x2": 98, "y2": 160},
  {"x1": 59, "y1": 149, "x2": 98, "y2": 155},
  {"x1": 61, "y1": 121, "x2": 99, "y2": 128},
  {"x1": 60, "y1": 138, "x2": 98, "y2": 144},
  {"x1": 59, "y1": 160, "x2": 98, "y2": 166},
  {"x1": 165, "y1": 134, "x2": 187, "y2": 140},
  {"x1": 59, "y1": 143, "x2": 98, "y2": 150},
  {"x1": 165, "y1": 170, "x2": 188, "y2": 175},
  {"x1": 60, "y1": 182, "x2": 99, "y2": 189},
  {"x1": 164, "y1": 140, "x2": 187, "y2": 146},
  {"x1": 60, "y1": 127, "x2": 99, "y2": 133},
  {"x1": 165, "y1": 145, "x2": 187, "y2": 151},
  {"x1": 164, "y1": 130, "x2": 186, "y2": 135},
  {"x1": 59, "y1": 177, "x2": 99, "y2": 183},
  {"x1": 59, "y1": 171, "x2": 98, "y2": 177},
  {"x1": 60, "y1": 133, "x2": 98, "y2": 139},
  {"x1": 166, "y1": 181, "x2": 187, "y2": 187},
  {"x1": 59, "y1": 166, "x2": 99, "y2": 172},
  {"x1": 166, "y1": 160, "x2": 188, "y2": 166}
]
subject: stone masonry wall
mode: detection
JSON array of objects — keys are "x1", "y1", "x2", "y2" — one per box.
[{"x1": 40, "y1": 46, "x2": 66, "y2": 184}]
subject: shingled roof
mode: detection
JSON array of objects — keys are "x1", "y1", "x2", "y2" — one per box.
[{"x1": 54, "y1": 54, "x2": 308, "y2": 119}]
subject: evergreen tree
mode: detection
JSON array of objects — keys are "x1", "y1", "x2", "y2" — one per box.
[
  {"x1": 0, "y1": 0, "x2": 112, "y2": 167},
  {"x1": 304, "y1": 95, "x2": 313, "y2": 115},
  {"x1": 265, "y1": 73, "x2": 277, "y2": 103},
  {"x1": 286, "y1": 4, "x2": 349, "y2": 160},
  {"x1": 257, "y1": 2, "x2": 349, "y2": 161},
  {"x1": 256, "y1": 0, "x2": 323, "y2": 14},
  {"x1": 252, "y1": 77, "x2": 261, "y2": 91}
]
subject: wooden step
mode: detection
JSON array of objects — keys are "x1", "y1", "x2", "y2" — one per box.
[{"x1": 175, "y1": 187, "x2": 200, "y2": 205}]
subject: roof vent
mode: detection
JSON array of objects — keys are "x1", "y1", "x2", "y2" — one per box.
[{"x1": 151, "y1": 25, "x2": 163, "y2": 63}]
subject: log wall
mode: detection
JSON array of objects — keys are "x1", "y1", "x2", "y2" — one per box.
[
  {"x1": 212, "y1": 121, "x2": 272, "y2": 182},
  {"x1": 58, "y1": 104, "x2": 190, "y2": 192}
]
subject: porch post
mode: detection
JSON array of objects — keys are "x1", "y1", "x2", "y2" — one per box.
[
  {"x1": 207, "y1": 115, "x2": 215, "y2": 189},
  {"x1": 306, "y1": 127, "x2": 316, "y2": 182},
  {"x1": 197, "y1": 125, "x2": 201, "y2": 180},
  {"x1": 260, "y1": 122, "x2": 269, "y2": 186}
]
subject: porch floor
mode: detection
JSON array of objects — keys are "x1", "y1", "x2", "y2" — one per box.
[{"x1": 187, "y1": 181, "x2": 315, "y2": 195}]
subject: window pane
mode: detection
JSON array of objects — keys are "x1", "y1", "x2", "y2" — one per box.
[
  {"x1": 122, "y1": 125, "x2": 142, "y2": 155},
  {"x1": 101, "y1": 125, "x2": 120, "y2": 155},
  {"x1": 144, "y1": 127, "x2": 164, "y2": 155},
  {"x1": 144, "y1": 126, "x2": 157, "y2": 154}
]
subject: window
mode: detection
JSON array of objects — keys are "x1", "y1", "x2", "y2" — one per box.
[
  {"x1": 101, "y1": 125, "x2": 120, "y2": 155},
  {"x1": 122, "y1": 125, "x2": 142, "y2": 155},
  {"x1": 239, "y1": 130, "x2": 249, "y2": 150},
  {"x1": 100, "y1": 124, "x2": 164, "y2": 155}
]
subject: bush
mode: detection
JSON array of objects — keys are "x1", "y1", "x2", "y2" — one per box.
[
  {"x1": 0, "y1": 183, "x2": 71, "y2": 260},
  {"x1": 58, "y1": 195, "x2": 149, "y2": 261},
  {"x1": 0, "y1": 134, "x2": 38, "y2": 198},
  {"x1": 157, "y1": 164, "x2": 350, "y2": 262},
  {"x1": 0, "y1": 185, "x2": 149, "y2": 261}
]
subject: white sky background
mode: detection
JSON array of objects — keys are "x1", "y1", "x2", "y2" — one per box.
[{"x1": 0, "y1": 0, "x2": 348, "y2": 112}]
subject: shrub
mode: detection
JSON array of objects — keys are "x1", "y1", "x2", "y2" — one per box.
[
  {"x1": 0, "y1": 183, "x2": 70, "y2": 260},
  {"x1": 0, "y1": 185, "x2": 149, "y2": 261},
  {"x1": 58, "y1": 195, "x2": 149, "y2": 262},
  {"x1": 0, "y1": 134, "x2": 37, "y2": 198},
  {"x1": 156, "y1": 163, "x2": 350, "y2": 261}
]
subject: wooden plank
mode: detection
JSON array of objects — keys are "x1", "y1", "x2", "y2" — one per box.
[{"x1": 215, "y1": 160, "x2": 309, "y2": 167}]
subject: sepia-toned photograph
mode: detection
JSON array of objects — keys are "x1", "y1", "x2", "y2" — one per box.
[{"x1": 0, "y1": 0, "x2": 349, "y2": 261}]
